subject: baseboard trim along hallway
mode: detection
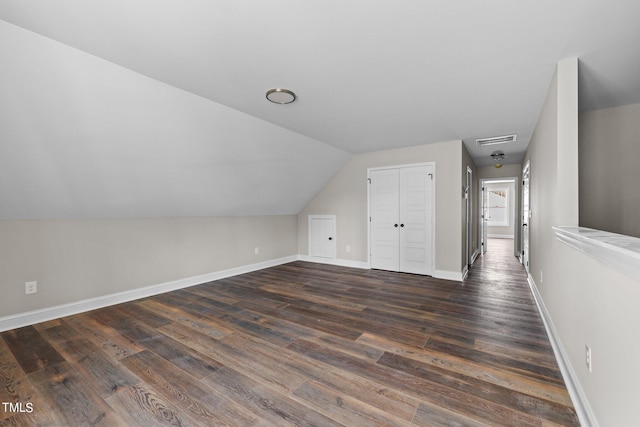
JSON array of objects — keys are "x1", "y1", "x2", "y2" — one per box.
[
  {"x1": 528, "y1": 273, "x2": 599, "y2": 427},
  {"x1": 0, "y1": 255, "x2": 298, "y2": 332}
]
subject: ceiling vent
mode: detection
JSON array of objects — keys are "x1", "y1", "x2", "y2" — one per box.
[{"x1": 475, "y1": 134, "x2": 517, "y2": 147}]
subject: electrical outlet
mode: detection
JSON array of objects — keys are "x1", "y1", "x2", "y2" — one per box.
[
  {"x1": 346, "y1": 245, "x2": 351, "y2": 253},
  {"x1": 585, "y1": 345, "x2": 592, "y2": 372},
  {"x1": 254, "y1": 247, "x2": 259, "y2": 255},
  {"x1": 25, "y1": 281, "x2": 37, "y2": 295}
]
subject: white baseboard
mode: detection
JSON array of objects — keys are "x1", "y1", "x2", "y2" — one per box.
[
  {"x1": 527, "y1": 274, "x2": 599, "y2": 427},
  {"x1": 461, "y1": 265, "x2": 469, "y2": 280},
  {"x1": 1, "y1": 254, "x2": 464, "y2": 331},
  {"x1": 0, "y1": 255, "x2": 297, "y2": 332},
  {"x1": 471, "y1": 249, "x2": 480, "y2": 264},
  {"x1": 488, "y1": 234, "x2": 515, "y2": 239},
  {"x1": 299, "y1": 255, "x2": 465, "y2": 282},
  {"x1": 297, "y1": 255, "x2": 369, "y2": 269},
  {"x1": 434, "y1": 269, "x2": 464, "y2": 282}
]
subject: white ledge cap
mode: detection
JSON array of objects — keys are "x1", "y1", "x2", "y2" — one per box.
[{"x1": 553, "y1": 226, "x2": 640, "y2": 282}]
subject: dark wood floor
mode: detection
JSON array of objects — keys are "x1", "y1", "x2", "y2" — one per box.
[{"x1": 1, "y1": 239, "x2": 579, "y2": 426}]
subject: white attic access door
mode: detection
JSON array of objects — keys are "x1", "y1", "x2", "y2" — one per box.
[
  {"x1": 308, "y1": 215, "x2": 336, "y2": 259},
  {"x1": 368, "y1": 163, "x2": 435, "y2": 276}
]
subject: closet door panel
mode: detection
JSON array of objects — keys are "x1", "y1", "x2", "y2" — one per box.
[
  {"x1": 370, "y1": 164, "x2": 433, "y2": 276},
  {"x1": 399, "y1": 166, "x2": 433, "y2": 275},
  {"x1": 370, "y1": 169, "x2": 400, "y2": 271}
]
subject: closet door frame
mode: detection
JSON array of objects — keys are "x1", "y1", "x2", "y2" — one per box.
[{"x1": 367, "y1": 161, "x2": 435, "y2": 275}]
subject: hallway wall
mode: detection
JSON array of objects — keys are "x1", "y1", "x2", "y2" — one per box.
[{"x1": 524, "y1": 57, "x2": 640, "y2": 426}]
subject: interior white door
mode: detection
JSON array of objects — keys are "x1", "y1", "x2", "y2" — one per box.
[
  {"x1": 370, "y1": 165, "x2": 433, "y2": 275},
  {"x1": 481, "y1": 184, "x2": 488, "y2": 254},
  {"x1": 309, "y1": 215, "x2": 336, "y2": 259},
  {"x1": 465, "y1": 167, "x2": 472, "y2": 266},
  {"x1": 370, "y1": 169, "x2": 400, "y2": 271},
  {"x1": 399, "y1": 166, "x2": 433, "y2": 275},
  {"x1": 522, "y1": 163, "x2": 530, "y2": 272}
]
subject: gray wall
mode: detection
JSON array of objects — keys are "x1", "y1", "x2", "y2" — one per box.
[
  {"x1": 298, "y1": 140, "x2": 469, "y2": 276},
  {"x1": 0, "y1": 216, "x2": 298, "y2": 318},
  {"x1": 525, "y1": 58, "x2": 640, "y2": 426},
  {"x1": 579, "y1": 103, "x2": 640, "y2": 237}
]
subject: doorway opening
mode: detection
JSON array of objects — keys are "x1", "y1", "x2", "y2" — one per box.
[{"x1": 479, "y1": 177, "x2": 519, "y2": 258}]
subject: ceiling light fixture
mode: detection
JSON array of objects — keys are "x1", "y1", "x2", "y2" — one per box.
[
  {"x1": 266, "y1": 88, "x2": 296, "y2": 104},
  {"x1": 476, "y1": 134, "x2": 517, "y2": 147},
  {"x1": 490, "y1": 151, "x2": 506, "y2": 168}
]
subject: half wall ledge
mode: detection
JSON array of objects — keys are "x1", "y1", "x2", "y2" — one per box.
[{"x1": 553, "y1": 226, "x2": 640, "y2": 282}]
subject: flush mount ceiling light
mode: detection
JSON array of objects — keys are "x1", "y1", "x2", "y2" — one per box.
[
  {"x1": 490, "y1": 151, "x2": 505, "y2": 161},
  {"x1": 490, "y1": 151, "x2": 506, "y2": 168},
  {"x1": 476, "y1": 134, "x2": 517, "y2": 147},
  {"x1": 266, "y1": 88, "x2": 296, "y2": 104}
]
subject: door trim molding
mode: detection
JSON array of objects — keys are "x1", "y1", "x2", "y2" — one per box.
[{"x1": 479, "y1": 177, "x2": 520, "y2": 257}]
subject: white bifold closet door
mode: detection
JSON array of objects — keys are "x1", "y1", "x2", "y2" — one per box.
[{"x1": 370, "y1": 165, "x2": 434, "y2": 276}]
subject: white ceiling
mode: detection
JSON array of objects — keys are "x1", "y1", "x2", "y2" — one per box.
[{"x1": 1, "y1": 1, "x2": 639, "y2": 218}]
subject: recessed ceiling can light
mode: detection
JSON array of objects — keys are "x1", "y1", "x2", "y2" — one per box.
[{"x1": 266, "y1": 88, "x2": 296, "y2": 104}]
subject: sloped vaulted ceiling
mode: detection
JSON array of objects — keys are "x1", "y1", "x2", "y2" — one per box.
[
  {"x1": 0, "y1": 21, "x2": 351, "y2": 218},
  {"x1": 2, "y1": 1, "x2": 640, "y2": 219}
]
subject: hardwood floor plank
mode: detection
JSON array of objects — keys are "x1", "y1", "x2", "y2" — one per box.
[
  {"x1": 287, "y1": 337, "x2": 546, "y2": 426},
  {"x1": 88, "y1": 307, "x2": 223, "y2": 379},
  {"x1": 203, "y1": 367, "x2": 343, "y2": 427},
  {"x1": 141, "y1": 333, "x2": 223, "y2": 380},
  {"x1": 423, "y1": 338, "x2": 565, "y2": 386},
  {"x1": 38, "y1": 322, "x2": 139, "y2": 399},
  {"x1": 293, "y1": 380, "x2": 414, "y2": 426},
  {"x1": 1, "y1": 327, "x2": 65, "y2": 374},
  {"x1": 160, "y1": 325, "x2": 309, "y2": 395},
  {"x1": 411, "y1": 400, "x2": 489, "y2": 427},
  {"x1": 27, "y1": 362, "x2": 125, "y2": 426},
  {"x1": 136, "y1": 299, "x2": 235, "y2": 339},
  {"x1": 473, "y1": 338, "x2": 559, "y2": 369},
  {"x1": 0, "y1": 238, "x2": 579, "y2": 425},
  {"x1": 257, "y1": 304, "x2": 364, "y2": 341},
  {"x1": 0, "y1": 337, "x2": 62, "y2": 426},
  {"x1": 257, "y1": 283, "x2": 368, "y2": 313},
  {"x1": 62, "y1": 312, "x2": 145, "y2": 361},
  {"x1": 356, "y1": 332, "x2": 572, "y2": 407},
  {"x1": 377, "y1": 351, "x2": 577, "y2": 426},
  {"x1": 122, "y1": 350, "x2": 262, "y2": 426},
  {"x1": 221, "y1": 332, "x2": 421, "y2": 422},
  {"x1": 106, "y1": 384, "x2": 205, "y2": 427}
]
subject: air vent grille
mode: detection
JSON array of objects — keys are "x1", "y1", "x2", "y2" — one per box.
[{"x1": 475, "y1": 134, "x2": 517, "y2": 147}]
